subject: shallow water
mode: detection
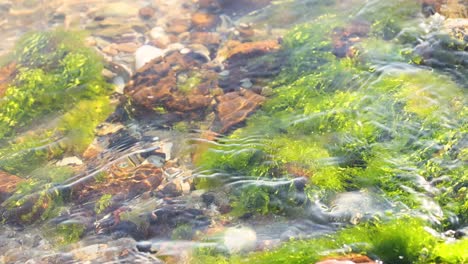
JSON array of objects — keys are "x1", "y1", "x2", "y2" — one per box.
[{"x1": 0, "y1": 0, "x2": 467, "y2": 263}]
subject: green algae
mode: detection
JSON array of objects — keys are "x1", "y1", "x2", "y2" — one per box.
[
  {"x1": 94, "y1": 193, "x2": 113, "y2": 214},
  {"x1": 0, "y1": 30, "x2": 114, "y2": 224},
  {"x1": 192, "y1": 217, "x2": 468, "y2": 264},
  {"x1": 194, "y1": 6, "x2": 467, "y2": 264},
  {"x1": 0, "y1": 30, "x2": 113, "y2": 176},
  {"x1": 0, "y1": 30, "x2": 110, "y2": 138}
]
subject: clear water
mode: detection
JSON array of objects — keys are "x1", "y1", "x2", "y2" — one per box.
[{"x1": 0, "y1": 0, "x2": 466, "y2": 263}]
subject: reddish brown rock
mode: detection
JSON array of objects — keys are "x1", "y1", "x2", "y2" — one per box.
[
  {"x1": 124, "y1": 51, "x2": 217, "y2": 116},
  {"x1": 0, "y1": 171, "x2": 24, "y2": 203},
  {"x1": 73, "y1": 164, "x2": 164, "y2": 206},
  {"x1": 166, "y1": 19, "x2": 192, "y2": 34},
  {"x1": 191, "y1": 12, "x2": 219, "y2": 29},
  {"x1": 139, "y1": 6, "x2": 155, "y2": 20},
  {"x1": 217, "y1": 40, "x2": 281, "y2": 62},
  {"x1": 440, "y1": 0, "x2": 468, "y2": 18},
  {"x1": 0, "y1": 62, "x2": 16, "y2": 98},
  {"x1": 317, "y1": 254, "x2": 377, "y2": 264},
  {"x1": 190, "y1": 32, "x2": 221, "y2": 46},
  {"x1": 331, "y1": 20, "x2": 370, "y2": 58},
  {"x1": 214, "y1": 89, "x2": 265, "y2": 133}
]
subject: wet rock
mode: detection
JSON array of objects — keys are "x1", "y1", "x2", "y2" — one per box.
[
  {"x1": 198, "y1": 0, "x2": 221, "y2": 10},
  {"x1": 237, "y1": 23, "x2": 256, "y2": 39},
  {"x1": 190, "y1": 32, "x2": 221, "y2": 46},
  {"x1": 143, "y1": 155, "x2": 165, "y2": 167},
  {"x1": 328, "y1": 191, "x2": 391, "y2": 224},
  {"x1": 217, "y1": 39, "x2": 281, "y2": 62},
  {"x1": 83, "y1": 138, "x2": 106, "y2": 159},
  {"x1": 150, "y1": 27, "x2": 171, "y2": 48},
  {"x1": 316, "y1": 254, "x2": 377, "y2": 264},
  {"x1": 95, "y1": 122, "x2": 125, "y2": 136},
  {"x1": 224, "y1": 226, "x2": 257, "y2": 254},
  {"x1": 148, "y1": 204, "x2": 210, "y2": 238},
  {"x1": 332, "y1": 20, "x2": 370, "y2": 58},
  {"x1": 218, "y1": 0, "x2": 272, "y2": 17},
  {"x1": 192, "y1": 12, "x2": 219, "y2": 29},
  {"x1": 443, "y1": 18, "x2": 468, "y2": 41},
  {"x1": 92, "y1": 2, "x2": 140, "y2": 18},
  {"x1": 125, "y1": 51, "x2": 217, "y2": 116},
  {"x1": 166, "y1": 19, "x2": 192, "y2": 34},
  {"x1": 73, "y1": 164, "x2": 164, "y2": 205},
  {"x1": 56, "y1": 156, "x2": 83, "y2": 166},
  {"x1": 0, "y1": 62, "x2": 16, "y2": 98},
  {"x1": 139, "y1": 6, "x2": 156, "y2": 20},
  {"x1": 0, "y1": 171, "x2": 24, "y2": 203},
  {"x1": 135, "y1": 45, "x2": 165, "y2": 69},
  {"x1": 114, "y1": 42, "x2": 140, "y2": 53},
  {"x1": 440, "y1": 0, "x2": 468, "y2": 18},
  {"x1": 213, "y1": 89, "x2": 265, "y2": 133},
  {"x1": 201, "y1": 192, "x2": 216, "y2": 206}
]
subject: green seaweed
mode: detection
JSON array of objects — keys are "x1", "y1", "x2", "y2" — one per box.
[
  {"x1": 191, "y1": 217, "x2": 467, "y2": 264},
  {"x1": 0, "y1": 30, "x2": 110, "y2": 138},
  {"x1": 195, "y1": 2, "x2": 467, "y2": 225},
  {"x1": 94, "y1": 193, "x2": 113, "y2": 214}
]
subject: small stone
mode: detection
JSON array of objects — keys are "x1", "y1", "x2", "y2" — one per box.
[
  {"x1": 240, "y1": 78, "x2": 253, "y2": 89},
  {"x1": 135, "y1": 45, "x2": 164, "y2": 69},
  {"x1": 190, "y1": 32, "x2": 221, "y2": 46},
  {"x1": 139, "y1": 6, "x2": 155, "y2": 19},
  {"x1": 191, "y1": 12, "x2": 218, "y2": 29},
  {"x1": 56, "y1": 156, "x2": 83, "y2": 166},
  {"x1": 150, "y1": 27, "x2": 165, "y2": 39},
  {"x1": 143, "y1": 155, "x2": 165, "y2": 167},
  {"x1": 219, "y1": 70, "x2": 230, "y2": 77},
  {"x1": 0, "y1": 171, "x2": 24, "y2": 203},
  {"x1": 102, "y1": 45, "x2": 118, "y2": 56},
  {"x1": 161, "y1": 142, "x2": 173, "y2": 161},
  {"x1": 102, "y1": 68, "x2": 116, "y2": 79},
  {"x1": 224, "y1": 226, "x2": 257, "y2": 254},
  {"x1": 114, "y1": 42, "x2": 140, "y2": 53},
  {"x1": 261, "y1": 86, "x2": 274, "y2": 96},
  {"x1": 85, "y1": 37, "x2": 97, "y2": 46},
  {"x1": 95, "y1": 122, "x2": 125, "y2": 136},
  {"x1": 162, "y1": 181, "x2": 183, "y2": 197},
  {"x1": 180, "y1": 48, "x2": 191, "y2": 54},
  {"x1": 113, "y1": 76, "x2": 126, "y2": 94},
  {"x1": 167, "y1": 19, "x2": 191, "y2": 34},
  {"x1": 83, "y1": 140, "x2": 105, "y2": 159}
]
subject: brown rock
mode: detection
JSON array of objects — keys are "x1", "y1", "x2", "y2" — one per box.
[
  {"x1": 317, "y1": 254, "x2": 377, "y2": 264},
  {"x1": 73, "y1": 164, "x2": 164, "y2": 205},
  {"x1": 102, "y1": 44, "x2": 119, "y2": 56},
  {"x1": 440, "y1": 0, "x2": 468, "y2": 18},
  {"x1": 83, "y1": 139, "x2": 105, "y2": 159},
  {"x1": 331, "y1": 20, "x2": 370, "y2": 58},
  {"x1": 190, "y1": 32, "x2": 221, "y2": 46},
  {"x1": 139, "y1": 6, "x2": 155, "y2": 19},
  {"x1": 124, "y1": 51, "x2": 217, "y2": 116},
  {"x1": 0, "y1": 62, "x2": 16, "y2": 98},
  {"x1": 217, "y1": 40, "x2": 281, "y2": 62},
  {"x1": 421, "y1": 0, "x2": 468, "y2": 18},
  {"x1": 198, "y1": 0, "x2": 221, "y2": 10},
  {"x1": 114, "y1": 42, "x2": 140, "y2": 53},
  {"x1": 191, "y1": 12, "x2": 219, "y2": 29},
  {"x1": 167, "y1": 19, "x2": 192, "y2": 34},
  {"x1": 0, "y1": 171, "x2": 24, "y2": 203},
  {"x1": 214, "y1": 89, "x2": 265, "y2": 133}
]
